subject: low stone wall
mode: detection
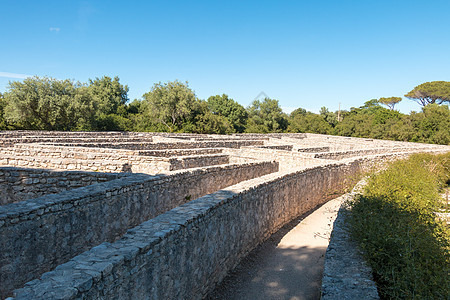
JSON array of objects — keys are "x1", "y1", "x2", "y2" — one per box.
[
  {"x1": 0, "y1": 167, "x2": 124, "y2": 205},
  {"x1": 0, "y1": 155, "x2": 135, "y2": 173},
  {"x1": 11, "y1": 157, "x2": 365, "y2": 299},
  {"x1": 47, "y1": 140, "x2": 265, "y2": 150},
  {"x1": 301, "y1": 133, "x2": 449, "y2": 151},
  {"x1": 0, "y1": 131, "x2": 155, "y2": 147},
  {"x1": 137, "y1": 148, "x2": 223, "y2": 157},
  {"x1": 0, "y1": 147, "x2": 230, "y2": 174},
  {"x1": 0, "y1": 161, "x2": 278, "y2": 297},
  {"x1": 9, "y1": 144, "x2": 224, "y2": 159},
  {"x1": 168, "y1": 154, "x2": 229, "y2": 171},
  {"x1": 226, "y1": 147, "x2": 333, "y2": 171},
  {"x1": 313, "y1": 147, "x2": 444, "y2": 160},
  {"x1": 321, "y1": 182, "x2": 379, "y2": 299},
  {"x1": 233, "y1": 133, "x2": 307, "y2": 139},
  {"x1": 297, "y1": 146, "x2": 330, "y2": 153},
  {"x1": 256, "y1": 145, "x2": 293, "y2": 151},
  {"x1": 0, "y1": 137, "x2": 153, "y2": 145}
]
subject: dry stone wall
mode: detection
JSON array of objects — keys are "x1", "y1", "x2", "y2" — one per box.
[
  {"x1": 225, "y1": 147, "x2": 334, "y2": 171},
  {"x1": 0, "y1": 167, "x2": 125, "y2": 205},
  {"x1": 0, "y1": 147, "x2": 231, "y2": 174},
  {"x1": 0, "y1": 161, "x2": 278, "y2": 297},
  {"x1": 47, "y1": 140, "x2": 265, "y2": 150},
  {"x1": 10, "y1": 156, "x2": 374, "y2": 299},
  {"x1": 0, "y1": 131, "x2": 449, "y2": 299}
]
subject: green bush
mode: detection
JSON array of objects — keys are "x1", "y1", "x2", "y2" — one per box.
[{"x1": 348, "y1": 153, "x2": 450, "y2": 299}]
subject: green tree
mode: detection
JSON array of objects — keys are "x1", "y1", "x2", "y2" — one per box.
[
  {"x1": 378, "y1": 97, "x2": 402, "y2": 110},
  {"x1": 0, "y1": 92, "x2": 8, "y2": 130},
  {"x1": 319, "y1": 106, "x2": 338, "y2": 127},
  {"x1": 288, "y1": 111, "x2": 333, "y2": 134},
  {"x1": 3, "y1": 76, "x2": 91, "y2": 130},
  {"x1": 290, "y1": 107, "x2": 307, "y2": 118},
  {"x1": 86, "y1": 76, "x2": 130, "y2": 130},
  {"x1": 246, "y1": 98, "x2": 288, "y2": 133},
  {"x1": 207, "y1": 94, "x2": 247, "y2": 132},
  {"x1": 88, "y1": 76, "x2": 129, "y2": 115},
  {"x1": 334, "y1": 101, "x2": 403, "y2": 140},
  {"x1": 405, "y1": 81, "x2": 450, "y2": 106},
  {"x1": 410, "y1": 104, "x2": 450, "y2": 144},
  {"x1": 141, "y1": 80, "x2": 197, "y2": 132},
  {"x1": 182, "y1": 101, "x2": 234, "y2": 134}
]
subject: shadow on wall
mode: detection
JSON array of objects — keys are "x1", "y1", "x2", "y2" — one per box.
[{"x1": 207, "y1": 210, "x2": 328, "y2": 300}]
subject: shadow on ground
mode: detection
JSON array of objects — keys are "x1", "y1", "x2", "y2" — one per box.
[{"x1": 206, "y1": 203, "x2": 338, "y2": 300}]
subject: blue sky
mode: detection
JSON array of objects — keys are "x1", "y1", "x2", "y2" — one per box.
[{"x1": 1, "y1": 0, "x2": 449, "y2": 114}]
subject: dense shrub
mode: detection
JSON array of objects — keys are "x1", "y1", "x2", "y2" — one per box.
[{"x1": 347, "y1": 153, "x2": 450, "y2": 299}]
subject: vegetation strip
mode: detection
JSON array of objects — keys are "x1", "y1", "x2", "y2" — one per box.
[{"x1": 347, "y1": 153, "x2": 450, "y2": 299}]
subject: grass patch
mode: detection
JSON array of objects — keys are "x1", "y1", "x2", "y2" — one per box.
[{"x1": 347, "y1": 153, "x2": 450, "y2": 299}]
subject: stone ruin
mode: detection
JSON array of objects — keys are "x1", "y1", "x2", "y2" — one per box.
[{"x1": 0, "y1": 131, "x2": 448, "y2": 299}]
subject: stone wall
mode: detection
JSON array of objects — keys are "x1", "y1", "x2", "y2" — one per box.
[
  {"x1": 297, "y1": 146, "x2": 331, "y2": 153},
  {"x1": 0, "y1": 167, "x2": 124, "y2": 205},
  {"x1": 0, "y1": 131, "x2": 155, "y2": 147},
  {"x1": 312, "y1": 147, "x2": 449, "y2": 160},
  {"x1": 321, "y1": 181, "x2": 379, "y2": 299},
  {"x1": 0, "y1": 161, "x2": 278, "y2": 297},
  {"x1": 168, "y1": 154, "x2": 229, "y2": 171},
  {"x1": 256, "y1": 145, "x2": 293, "y2": 151},
  {"x1": 225, "y1": 147, "x2": 334, "y2": 171},
  {"x1": 0, "y1": 147, "x2": 231, "y2": 174},
  {"x1": 0, "y1": 154, "x2": 135, "y2": 173},
  {"x1": 47, "y1": 140, "x2": 265, "y2": 150},
  {"x1": 137, "y1": 148, "x2": 223, "y2": 157},
  {"x1": 11, "y1": 157, "x2": 367, "y2": 299}
]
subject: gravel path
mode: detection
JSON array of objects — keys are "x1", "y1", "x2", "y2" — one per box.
[{"x1": 207, "y1": 196, "x2": 344, "y2": 300}]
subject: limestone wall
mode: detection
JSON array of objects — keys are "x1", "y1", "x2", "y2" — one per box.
[
  {"x1": 0, "y1": 155, "x2": 135, "y2": 173},
  {"x1": 46, "y1": 140, "x2": 265, "y2": 150},
  {"x1": 0, "y1": 167, "x2": 124, "y2": 205},
  {"x1": 137, "y1": 148, "x2": 223, "y2": 157},
  {"x1": 297, "y1": 146, "x2": 331, "y2": 153},
  {"x1": 225, "y1": 147, "x2": 334, "y2": 171},
  {"x1": 0, "y1": 131, "x2": 155, "y2": 147},
  {"x1": 0, "y1": 161, "x2": 278, "y2": 297},
  {"x1": 168, "y1": 154, "x2": 229, "y2": 171},
  {"x1": 313, "y1": 147, "x2": 447, "y2": 160},
  {"x1": 256, "y1": 145, "x2": 293, "y2": 151},
  {"x1": 0, "y1": 147, "x2": 230, "y2": 174},
  {"x1": 321, "y1": 182, "x2": 379, "y2": 299},
  {"x1": 11, "y1": 157, "x2": 366, "y2": 299}
]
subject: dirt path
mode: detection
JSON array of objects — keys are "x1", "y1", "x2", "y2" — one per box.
[{"x1": 207, "y1": 196, "x2": 344, "y2": 300}]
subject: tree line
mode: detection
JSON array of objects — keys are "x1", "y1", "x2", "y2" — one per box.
[{"x1": 0, "y1": 76, "x2": 449, "y2": 145}]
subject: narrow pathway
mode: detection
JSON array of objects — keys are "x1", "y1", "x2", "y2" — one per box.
[{"x1": 207, "y1": 196, "x2": 345, "y2": 300}]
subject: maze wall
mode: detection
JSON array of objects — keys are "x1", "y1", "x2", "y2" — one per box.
[
  {"x1": 0, "y1": 161, "x2": 278, "y2": 296},
  {"x1": 0, "y1": 167, "x2": 125, "y2": 205},
  {"x1": 0, "y1": 131, "x2": 448, "y2": 299}
]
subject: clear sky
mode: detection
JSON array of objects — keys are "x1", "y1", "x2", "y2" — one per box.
[{"x1": 1, "y1": 0, "x2": 450, "y2": 114}]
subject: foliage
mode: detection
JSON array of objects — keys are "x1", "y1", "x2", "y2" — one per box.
[
  {"x1": 141, "y1": 80, "x2": 197, "y2": 132},
  {"x1": 86, "y1": 76, "x2": 129, "y2": 130},
  {"x1": 405, "y1": 81, "x2": 450, "y2": 106},
  {"x1": 207, "y1": 94, "x2": 247, "y2": 133},
  {"x1": 290, "y1": 107, "x2": 307, "y2": 118},
  {"x1": 3, "y1": 76, "x2": 91, "y2": 130},
  {"x1": 409, "y1": 104, "x2": 450, "y2": 145},
  {"x1": 378, "y1": 97, "x2": 402, "y2": 110},
  {"x1": 347, "y1": 153, "x2": 450, "y2": 299},
  {"x1": 333, "y1": 103, "x2": 403, "y2": 139},
  {"x1": 88, "y1": 76, "x2": 129, "y2": 115},
  {"x1": 0, "y1": 92, "x2": 9, "y2": 130},
  {"x1": 1, "y1": 76, "x2": 449, "y2": 145},
  {"x1": 246, "y1": 98, "x2": 288, "y2": 133},
  {"x1": 288, "y1": 111, "x2": 332, "y2": 134},
  {"x1": 319, "y1": 106, "x2": 338, "y2": 127}
]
